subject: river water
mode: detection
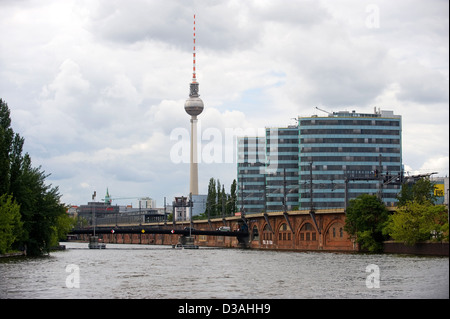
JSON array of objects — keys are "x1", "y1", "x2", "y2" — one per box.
[{"x1": 0, "y1": 242, "x2": 448, "y2": 299}]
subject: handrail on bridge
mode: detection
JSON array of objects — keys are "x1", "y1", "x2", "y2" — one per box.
[{"x1": 69, "y1": 226, "x2": 249, "y2": 238}]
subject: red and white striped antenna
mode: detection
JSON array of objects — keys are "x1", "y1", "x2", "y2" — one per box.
[{"x1": 192, "y1": 14, "x2": 197, "y2": 83}]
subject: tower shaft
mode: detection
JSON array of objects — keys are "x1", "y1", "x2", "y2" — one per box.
[{"x1": 190, "y1": 116, "x2": 199, "y2": 195}]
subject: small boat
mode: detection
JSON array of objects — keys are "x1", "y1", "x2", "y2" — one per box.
[
  {"x1": 172, "y1": 243, "x2": 199, "y2": 249},
  {"x1": 88, "y1": 236, "x2": 106, "y2": 249},
  {"x1": 172, "y1": 236, "x2": 199, "y2": 249}
]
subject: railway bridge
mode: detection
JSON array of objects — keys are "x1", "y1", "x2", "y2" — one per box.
[
  {"x1": 69, "y1": 208, "x2": 371, "y2": 252},
  {"x1": 70, "y1": 226, "x2": 250, "y2": 247}
]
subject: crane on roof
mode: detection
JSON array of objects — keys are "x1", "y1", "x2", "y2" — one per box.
[
  {"x1": 315, "y1": 106, "x2": 332, "y2": 115},
  {"x1": 101, "y1": 188, "x2": 142, "y2": 205}
]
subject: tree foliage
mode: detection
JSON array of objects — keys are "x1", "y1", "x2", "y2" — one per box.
[
  {"x1": 385, "y1": 202, "x2": 448, "y2": 245},
  {"x1": 344, "y1": 194, "x2": 389, "y2": 252},
  {"x1": 396, "y1": 177, "x2": 437, "y2": 206},
  {"x1": 0, "y1": 194, "x2": 23, "y2": 254},
  {"x1": 386, "y1": 178, "x2": 448, "y2": 245},
  {"x1": 204, "y1": 177, "x2": 237, "y2": 218},
  {"x1": 1, "y1": 98, "x2": 70, "y2": 255},
  {"x1": 205, "y1": 178, "x2": 217, "y2": 217}
]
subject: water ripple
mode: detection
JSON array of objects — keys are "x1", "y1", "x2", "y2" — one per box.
[{"x1": 1, "y1": 242, "x2": 448, "y2": 299}]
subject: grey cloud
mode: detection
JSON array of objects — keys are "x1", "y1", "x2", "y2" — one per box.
[
  {"x1": 395, "y1": 64, "x2": 449, "y2": 104},
  {"x1": 1, "y1": 0, "x2": 448, "y2": 205}
]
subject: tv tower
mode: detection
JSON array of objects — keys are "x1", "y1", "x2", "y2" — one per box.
[{"x1": 184, "y1": 14, "x2": 204, "y2": 195}]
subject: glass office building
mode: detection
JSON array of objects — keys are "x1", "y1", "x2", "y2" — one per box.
[
  {"x1": 237, "y1": 109, "x2": 402, "y2": 213},
  {"x1": 298, "y1": 109, "x2": 402, "y2": 209}
]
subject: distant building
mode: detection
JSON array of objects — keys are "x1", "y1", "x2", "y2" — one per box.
[
  {"x1": 173, "y1": 195, "x2": 207, "y2": 221},
  {"x1": 191, "y1": 194, "x2": 207, "y2": 218},
  {"x1": 77, "y1": 194, "x2": 168, "y2": 226},
  {"x1": 173, "y1": 196, "x2": 189, "y2": 221},
  {"x1": 139, "y1": 197, "x2": 156, "y2": 209},
  {"x1": 431, "y1": 176, "x2": 449, "y2": 205},
  {"x1": 78, "y1": 201, "x2": 120, "y2": 226},
  {"x1": 67, "y1": 206, "x2": 78, "y2": 218}
]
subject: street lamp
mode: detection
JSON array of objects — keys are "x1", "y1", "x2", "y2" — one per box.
[{"x1": 92, "y1": 191, "x2": 96, "y2": 237}]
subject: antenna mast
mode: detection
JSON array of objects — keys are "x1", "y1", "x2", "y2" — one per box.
[
  {"x1": 192, "y1": 14, "x2": 196, "y2": 83},
  {"x1": 189, "y1": 14, "x2": 199, "y2": 98}
]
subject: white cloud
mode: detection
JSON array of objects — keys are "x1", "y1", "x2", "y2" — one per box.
[{"x1": 1, "y1": 0, "x2": 448, "y2": 206}]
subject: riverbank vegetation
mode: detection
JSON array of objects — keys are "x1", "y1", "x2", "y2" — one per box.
[
  {"x1": 344, "y1": 178, "x2": 449, "y2": 252},
  {"x1": 385, "y1": 178, "x2": 449, "y2": 245},
  {"x1": 0, "y1": 98, "x2": 74, "y2": 256}
]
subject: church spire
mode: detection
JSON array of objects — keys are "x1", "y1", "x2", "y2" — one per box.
[{"x1": 105, "y1": 188, "x2": 112, "y2": 205}]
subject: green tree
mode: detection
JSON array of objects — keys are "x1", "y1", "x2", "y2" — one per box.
[
  {"x1": 344, "y1": 194, "x2": 389, "y2": 252},
  {"x1": 1, "y1": 98, "x2": 69, "y2": 256},
  {"x1": 13, "y1": 154, "x2": 67, "y2": 255},
  {"x1": 0, "y1": 99, "x2": 15, "y2": 194},
  {"x1": 227, "y1": 179, "x2": 237, "y2": 215},
  {"x1": 397, "y1": 177, "x2": 436, "y2": 206},
  {"x1": 386, "y1": 177, "x2": 448, "y2": 245},
  {"x1": 216, "y1": 179, "x2": 220, "y2": 212},
  {"x1": 0, "y1": 194, "x2": 23, "y2": 254},
  {"x1": 51, "y1": 209, "x2": 76, "y2": 246},
  {"x1": 205, "y1": 178, "x2": 216, "y2": 217},
  {"x1": 385, "y1": 202, "x2": 448, "y2": 245},
  {"x1": 219, "y1": 184, "x2": 226, "y2": 217},
  {"x1": 204, "y1": 178, "x2": 237, "y2": 218}
]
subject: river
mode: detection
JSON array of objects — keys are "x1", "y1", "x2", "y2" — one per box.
[{"x1": 0, "y1": 242, "x2": 448, "y2": 299}]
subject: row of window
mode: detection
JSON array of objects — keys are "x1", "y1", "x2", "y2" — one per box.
[
  {"x1": 300, "y1": 129, "x2": 400, "y2": 135},
  {"x1": 253, "y1": 222, "x2": 344, "y2": 242},
  {"x1": 266, "y1": 130, "x2": 299, "y2": 137},
  {"x1": 239, "y1": 165, "x2": 402, "y2": 173},
  {"x1": 239, "y1": 155, "x2": 401, "y2": 164},
  {"x1": 240, "y1": 145, "x2": 401, "y2": 154},
  {"x1": 300, "y1": 156, "x2": 401, "y2": 162},
  {"x1": 299, "y1": 119, "x2": 400, "y2": 126},
  {"x1": 267, "y1": 155, "x2": 299, "y2": 161},
  {"x1": 267, "y1": 139, "x2": 298, "y2": 144},
  {"x1": 301, "y1": 137, "x2": 400, "y2": 144},
  {"x1": 239, "y1": 178, "x2": 402, "y2": 186},
  {"x1": 267, "y1": 147, "x2": 299, "y2": 152},
  {"x1": 300, "y1": 191, "x2": 400, "y2": 199},
  {"x1": 299, "y1": 165, "x2": 402, "y2": 172},
  {"x1": 301, "y1": 146, "x2": 400, "y2": 153}
]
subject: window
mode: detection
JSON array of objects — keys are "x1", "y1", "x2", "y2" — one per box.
[
  {"x1": 327, "y1": 222, "x2": 346, "y2": 242},
  {"x1": 278, "y1": 223, "x2": 291, "y2": 242},
  {"x1": 299, "y1": 223, "x2": 317, "y2": 242},
  {"x1": 252, "y1": 225, "x2": 259, "y2": 241},
  {"x1": 263, "y1": 224, "x2": 273, "y2": 242}
]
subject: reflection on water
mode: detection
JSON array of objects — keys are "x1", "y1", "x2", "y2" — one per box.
[{"x1": 0, "y1": 242, "x2": 448, "y2": 299}]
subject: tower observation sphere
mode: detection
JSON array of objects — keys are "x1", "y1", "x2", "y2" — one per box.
[{"x1": 184, "y1": 83, "x2": 204, "y2": 117}]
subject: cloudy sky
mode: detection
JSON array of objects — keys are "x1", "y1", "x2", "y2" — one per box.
[{"x1": 1, "y1": 0, "x2": 448, "y2": 207}]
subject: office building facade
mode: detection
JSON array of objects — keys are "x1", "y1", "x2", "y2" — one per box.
[
  {"x1": 237, "y1": 109, "x2": 403, "y2": 213},
  {"x1": 265, "y1": 127, "x2": 299, "y2": 212},
  {"x1": 299, "y1": 109, "x2": 402, "y2": 209},
  {"x1": 237, "y1": 136, "x2": 266, "y2": 214}
]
